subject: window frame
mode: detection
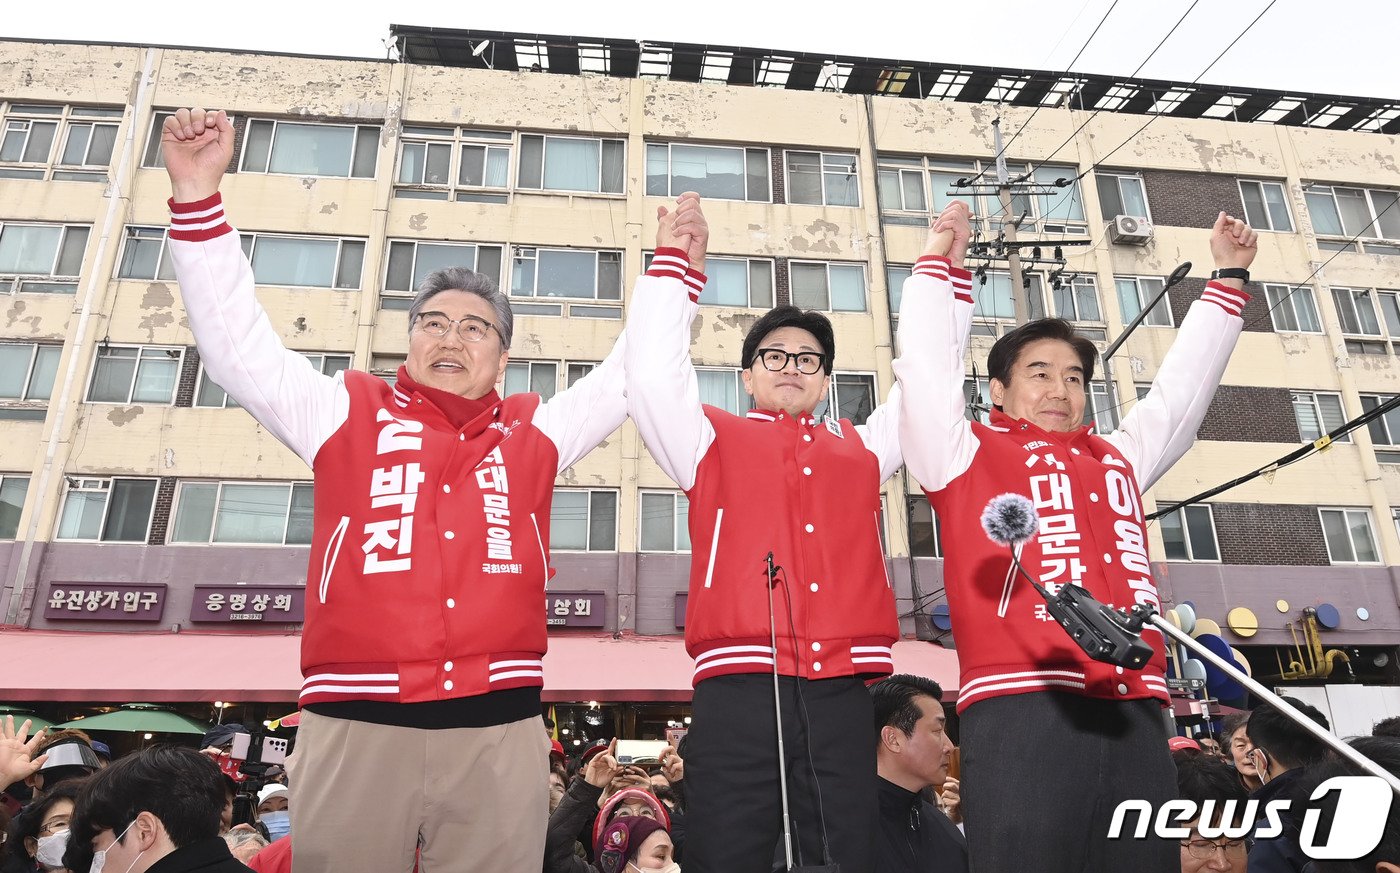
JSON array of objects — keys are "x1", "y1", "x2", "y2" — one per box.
[
  {"x1": 1114, "y1": 275, "x2": 1173, "y2": 328},
  {"x1": 0, "y1": 473, "x2": 29, "y2": 540},
  {"x1": 549, "y1": 488, "x2": 619, "y2": 553},
  {"x1": 1291, "y1": 390, "x2": 1350, "y2": 444},
  {"x1": 381, "y1": 239, "x2": 505, "y2": 308},
  {"x1": 784, "y1": 149, "x2": 861, "y2": 208},
  {"x1": 393, "y1": 125, "x2": 514, "y2": 202},
  {"x1": 907, "y1": 497, "x2": 942, "y2": 558},
  {"x1": 1157, "y1": 503, "x2": 1221, "y2": 562},
  {"x1": 1051, "y1": 274, "x2": 1103, "y2": 324},
  {"x1": 85, "y1": 344, "x2": 186, "y2": 406},
  {"x1": 789, "y1": 259, "x2": 868, "y2": 313},
  {"x1": 817, "y1": 371, "x2": 878, "y2": 427},
  {"x1": 695, "y1": 367, "x2": 752, "y2": 416},
  {"x1": 115, "y1": 226, "x2": 176, "y2": 282},
  {"x1": 0, "y1": 102, "x2": 124, "y2": 182},
  {"x1": 1319, "y1": 507, "x2": 1382, "y2": 565},
  {"x1": 54, "y1": 475, "x2": 158, "y2": 543},
  {"x1": 1262, "y1": 283, "x2": 1323, "y2": 334},
  {"x1": 195, "y1": 352, "x2": 350, "y2": 409},
  {"x1": 638, "y1": 490, "x2": 691, "y2": 553},
  {"x1": 169, "y1": 479, "x2": 315, "y2": 546},
  {"x1": 645, "y1": 141, "x2": 772, "y2": 203},
  {"x1": 0, "y1": 342, "x2": 62, "y2": 404},
  {"x1": 1096, "y1": 171, "x2": 1153, "y2": 222},
  {"x1": 516, "y1": 132, "x2": 627, "y2": 196},
  {"x1": 236, "y1": 232, "x2": 366, "y2": 290},
  {"x1": 0, "y1": 221, "x2": 92, "y2": 295},
  {"x1": 503, "y1": 359, "x2": 561, "y2": 401},
  {"x1": 1331, "y1": 286, "x2": 1400, "y2": 355},
  {"x1": 1304, "y1": 183, "x2": 1400, "y2": 247},
  {"x1": 238, "y1": 118, "x2": 380, "y2": 179},
  {"x1": 1238, "y1": 179, "x2": 1295, "y2": 233},
  {"x1": 1083, "y1": 382, "x2": 1119, "y2": 432},
  {"x1": 509, "y1": 245, "x2": 624, "y2": 316}
]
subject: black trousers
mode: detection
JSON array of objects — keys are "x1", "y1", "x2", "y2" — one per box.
[
  {"x1": 960, "y1": 691, "x2": 1178, "y2": 873},
  {"x1": 684, "y1": 674, "x2": 876, "y2": 873}
]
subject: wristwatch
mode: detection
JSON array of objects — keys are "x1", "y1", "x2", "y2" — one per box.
[{"x1": 1210, "y1": 267, "x2": 1250, "y2": 283}]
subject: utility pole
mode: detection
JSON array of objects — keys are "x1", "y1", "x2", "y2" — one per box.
[{"x1": 992, "y1": 117, "x2": 1030, "y2": 325}]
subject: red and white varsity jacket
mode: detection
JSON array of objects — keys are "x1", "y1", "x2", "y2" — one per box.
[
  {"x1": 895, "y1": 266, "x2": 1248, "y2": 713},
  {"x1": 627, "y1": 253, "x2": 973, "y2": 685},
  {"x1": 167, "y1": 195, "x2": 700, "y2": 706}
]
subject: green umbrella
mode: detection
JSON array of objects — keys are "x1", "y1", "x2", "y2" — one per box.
[
  {"x1": 0, "y1": 705, "x2": 54, "y2": 732},
  {"x1": 57, "y1": 703, "x2": 210, "y2": 736}
]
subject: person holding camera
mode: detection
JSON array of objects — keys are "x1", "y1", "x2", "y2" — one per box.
[
  {"x1": 896, "y1": 206, "x2": 1258, "y2": 873},
  {"x1": 160, "y1": 109, "x2": 706, "y2": 872}
]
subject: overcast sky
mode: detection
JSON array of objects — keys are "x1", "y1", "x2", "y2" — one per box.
[{"x1": 7, "y1": 0, "x2": 1399, "y2": 102}]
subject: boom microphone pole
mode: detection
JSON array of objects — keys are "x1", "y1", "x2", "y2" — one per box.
[
  {"x1": 981, "y1": 494, "x2": 1400, "y2": 796},
  {"x1": 765, "y1": 550, "x2": 798, "y2": 872}
]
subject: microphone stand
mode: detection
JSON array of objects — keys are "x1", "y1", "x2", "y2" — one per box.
[{"x1": 766, "y1": 551, "x2": 798, "y2": 871}]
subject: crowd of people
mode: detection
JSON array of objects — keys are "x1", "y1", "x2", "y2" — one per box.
[{"x1": 3, "y1": 105, "x2": 1395, "y2": 872}]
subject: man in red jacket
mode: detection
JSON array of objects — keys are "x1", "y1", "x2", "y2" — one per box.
[
  {"x1": 626, "y1": 202, "x2": 973, "y2": 872},
  {"x1": 896, "y1": 209, "x2": 1258, "y2": 873},
  {"x1": 160, "y1": 108, "x2": 706, "y2": 872}
]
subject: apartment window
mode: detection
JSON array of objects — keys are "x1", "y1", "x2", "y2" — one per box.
[
  {"x1": 504, "y1": 361, "x2": 559, "y2": 401},
  {"x1": 382, "y1": 240, "x2": 504, "y2": 309},
  {"x1": 1096, "y1": 172, "x2": 1150, "y2": 220},
  {"x1": 1159, "y1": 504, "x2": 1220, "y2": 561},
  {"x1": 908, "y1": 498, "x2": 941, "y2": 558},
  {"x1": 1292, "y1": 391, "x2": 1349, "y2": 443},
  {"x1": 791, "y1": 261, "x2": 866, "y2": 312},
  {"x1": 0, "y1": 474, "x2": 28, "y2": 539},
  {"x1": 1360, "y1": 394, "x2": 1400, "y2": 462},
  {"x1": 1115, "y1": 276, "x2": 1172, "y2": 327},
  {"x1": 196, "y1": 353, "x2": 349, "y2": 409},
  {"x1": 964, "y1": 376, "x2": 992, "y2": 424},
  {"x1": 87, "y1": 346, "x2": 182, "y2": 405},
  {"x1": 1084, "y1": 383, "x2": 1119, "y2": 431},
  {"x1": 55, "y1": 476, "x2": 157, "y2": 542},
  {"x1": 238, "y1": 233, "x2": 364, "y2": 289},
  {"x1": 171, "y1": 480, "x2": 313, "y2": 545},
  {"x1": 0, "y1": 103, "x2": 123, "y2": 181},
  {"x1": 240, "y1": 120, "x2": 379, "y2": 178},
  {"x1": 1052, "y1": 275, "x2": 1102, "y2": 323},
  {"x1": 117, "y1": 227, "x2": 175, "y2": 281},
  {"x1": 701, "y1": 257, "x2": 774, "y2": 308},
  {"x1": 518, "y1": 134, "x2": 624, "y2": 194},
  {"x1": 1332, "y1": 287, "x2": 1400, "y2": 354},
  {"x1": 0, "y1": 343, "x2": 61, "y2": 403},
  {"x1": 1264, "y1": 283, "x2": 1322, "y2": 333},
  {"x1": 550, "y1": 490, "x2": 618, "y2": 551},
  {"x1": 646, "y1": 143, "x2": 769, "y2": 202},
  {"x1": 0, "y1": 223, "x2": 91, "y2": 294},
  {"x1": 639, "y1": 491, "x2": 691, "y2": 552},
  {"x1": 1305, "y1": 185, "x2": 1400, "y2": 242},
  {"x1": 371, "y1": 355, "x2": 405, "y2": 385},
  {"x1": 395, "y1": 126, "x2": 512, "y2": 203},
  {"x1": 886, "y1": 265, "x2": 911, "y2": 313},
  {"x1": 876, "y1": 157, "x2": 928, "y2": 214},
  {"x1": 970, "y1": 271, "x2": 1047, "y2": 331},
  {"x1": 1239, "y1": 180, "x2": 1294, "y2": 232},
  {"x1": 510, "y1": 247, "x2": 622, "y2": 312},
  {"x1": 815, "y1": 373, "x2": 876, "y2": 427},
  {"x1": 785, "y1": 151, "x2": 859, "y2": 207},
  {"x1": 697, "y1": 368, "x2": 750, "y2": 415},
  {"x1": 1320, "y1": 507, "x2": 1380, "y2": 564}
]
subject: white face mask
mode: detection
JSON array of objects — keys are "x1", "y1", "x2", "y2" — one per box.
[
  {"x1": 628, "y1": 863, "x2": 680, "y2": 873},
  {"x1": 35, "y1": 829, "x2": 70, "y2": 868},
  {"x1": 90, "y1": 818, "x2": 145, "y2": 873}
]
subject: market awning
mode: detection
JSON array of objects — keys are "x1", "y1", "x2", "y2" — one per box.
[
  {"x1": 0, "y1": 630, "x2": 960, "y2": 703},
  {"x1": 56, "y1": 703, "x2": 210, "y2": 734}
]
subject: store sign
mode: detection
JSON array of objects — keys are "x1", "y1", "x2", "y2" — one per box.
[
  {"x1": 191, "y1": 585, "x2": 305, "y2": 623},
  {"x1": 547, "y1": 591, "x2": 605, "y2": 628},
  {"x1": 44, "y1": 583, "x2": 167, "y2": 621},
  {"x1": 675, "y1": 593, "x2": 688, "y2": 628}
]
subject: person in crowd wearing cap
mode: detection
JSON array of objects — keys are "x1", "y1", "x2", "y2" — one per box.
[
  {"x1": 160, "y1": 109, "x2": 708, "y2": 873},
  {"x1": 25, "y1": 733, "x2": 99, "y2": 802},
  {"x1": 595, "y1": 815, "x2": 678, "y2": 873},
  {"x1": 87, "y1": 744, "x2": 111, "y2": 770},
  {"x1": 63, "y1": 746, "x2": 250, "y2": 873},
  {"x1": 254, "y1": 785, "x2": 289, "y2": 844},
  {"x1": 1170, "y1": 736, "x2": 1203, "y2": 756},
  {"x1": 548, "y1": 740, "x2": 674, "y2": 873},
  {"x1": 4, "y1": 780, "x2": 85, "y2": 873},
  {"x1": 869, "y1": 674, "x2": 968, "y2": 873},
  {"x1": 1245, "y1": 698, "x2": 1331, "y2": 873},
  {"x1": 897, "y1": 206, "x2": 1258, "y2": 873},
  {"x1": 625, "y1": 174, "x2": 975, "y2": 871},
  {"x1": 1174, "y1": 751, "x2": 1249, "y2": 873},
  {"x1": 1222, "y1": 713, "x2": 1262, "y2": 792}
]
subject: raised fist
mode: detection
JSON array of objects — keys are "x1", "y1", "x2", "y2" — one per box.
[
  {"x1": 923, "y1": 200, "x2": 973, "y2": 269},
  {"x1": 162, "y1": 108, "x2": 235, "y2": 203},
  {"x1": 1209, "y1": 211, "x2": 1258, "y2": 272},
  {"x1": 657, "y1": 192, "x2": 708, "y2": 273}
]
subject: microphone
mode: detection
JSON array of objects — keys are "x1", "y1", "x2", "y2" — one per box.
[
  {"x1": 763, "y1": 551, "x2": 781, "y2": 589},
  {"x1": 979, "y1": 495, "x2": 1154, "y2": 670}
]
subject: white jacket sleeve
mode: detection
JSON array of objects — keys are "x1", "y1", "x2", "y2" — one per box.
[
  {"x1": 624, "y1": 248, "x2": 710, "y2": 491},
  {"x1": 854, "y1": 382, "x2": 904, "y2": 483},
  {"x1": 532, "y1": 328, "x2": 630, "y2": 474},
  {"x1": 893, "y1": 256, "x2": 979, "y2": 492},
  {"x1": 167, "y1": 194, "x2": 348, "y2": 468},
  {"x1": 1102, "y1": 281, "x2": 1248, "y2": 490}
]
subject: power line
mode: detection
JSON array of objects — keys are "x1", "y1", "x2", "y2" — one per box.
[
  {"x1": 968, "y1": 0, "x2": 1122, "y2": 184},
  {"x1": 1076, "y1": 0, "x2": 1278, "y2": 179}
]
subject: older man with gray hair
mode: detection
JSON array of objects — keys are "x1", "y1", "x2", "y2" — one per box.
[{"x1": 160, "y1": 108, "x2": 706, "y2": 872}]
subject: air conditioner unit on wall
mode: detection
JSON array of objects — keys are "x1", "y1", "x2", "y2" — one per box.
[{"x1": 1110, "y1": 214, "x2": 1154, "y2": 245}]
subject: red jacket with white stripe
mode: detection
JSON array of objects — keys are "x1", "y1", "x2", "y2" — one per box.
[
  {"x1": 627, "y1": 255, "x2": 972, "y2": 684},
  {"x1": 167, "y1": 195, "x2": 700, "y2": 705},
  {"x1": 895, "y1": 271, "x2": 1248, "y2": 713}
]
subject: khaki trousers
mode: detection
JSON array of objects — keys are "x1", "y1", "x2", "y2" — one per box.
[{"x1": 289, "y1": 710, "x2": 548, "y2": 872}]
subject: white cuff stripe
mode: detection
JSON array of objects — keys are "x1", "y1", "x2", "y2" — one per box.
[{"x1": 169, "y1": 204, "x2": 225, "y2": 221}]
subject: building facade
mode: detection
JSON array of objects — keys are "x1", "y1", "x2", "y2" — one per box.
[{"x1": 2, "y1": 32, "x2": 1400, "y2": 712}]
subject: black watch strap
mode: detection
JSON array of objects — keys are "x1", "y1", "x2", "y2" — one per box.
[{"x1": 1210, "y1": 267, "x2": 1250, "y2": 283}]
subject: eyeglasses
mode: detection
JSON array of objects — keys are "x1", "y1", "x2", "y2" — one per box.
[
  {"x1": 39, "y1": 817, "x2": 70, "y2": 836},
  {"x1": 755, "y1": 348, "x2": 825, "y2": 375},
  {"x1": 413, "y1": 313, "x2": 498, "y2": 343},
  {"x1": 1181, "y1": 838, "x2": 1248, "y2": 860}
]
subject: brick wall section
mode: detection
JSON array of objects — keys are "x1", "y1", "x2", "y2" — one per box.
[
  {"x1": 174, "y1": 346, "x2": 201, "y2": 407},
  {"x1": 227, "y1": 117, "x2": 246, "y2": 176},
  {"x1": 770, "y1": 150, "x2": 786, "y2": 205},
  {"x1": 775, "y1": 257, "x2": 791, "y2": 307},
  {"x1": 147, "y1": 476, "x2": 178, "y2": 545},
  {"x1": 1138, "y1": 169, "x2": 1244, "y2": 229},
  {"x1": 1197, "y1": 385, "x2": 1301, "y2": 442},
  {"x1": 1165, "y1": 276, "x2": 1272, "y2": 333},
  {"x1": 1210, "y1": 502, "x2": 1330, "y2": 565}
]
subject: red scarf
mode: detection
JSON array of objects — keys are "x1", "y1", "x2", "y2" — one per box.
[{"x1": 394, "y1": 365, "x2": 500, "y2": 430}]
